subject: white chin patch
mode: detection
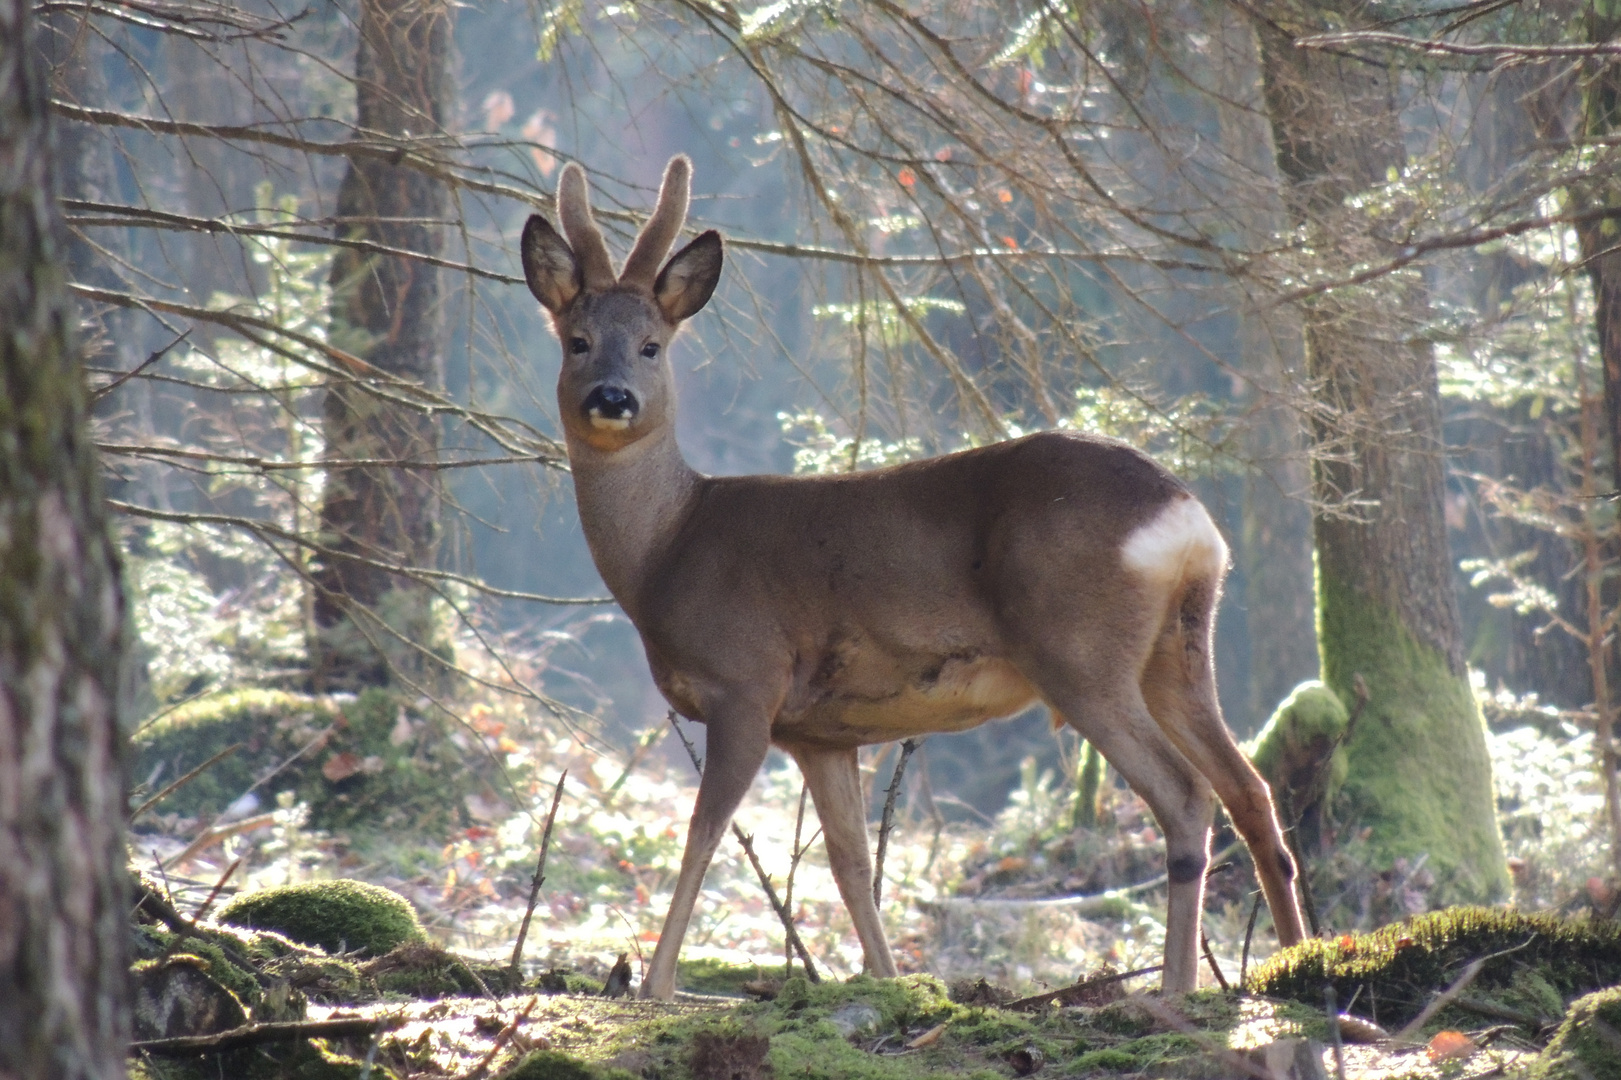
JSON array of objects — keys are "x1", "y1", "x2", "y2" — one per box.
[{"x1": 588, "y1": 414, "x2": 632, "y2": 431}]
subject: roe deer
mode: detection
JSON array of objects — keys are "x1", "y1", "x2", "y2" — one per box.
[{"x1": 519, "y1": 155, "x2": 1306, "y2": 1000}]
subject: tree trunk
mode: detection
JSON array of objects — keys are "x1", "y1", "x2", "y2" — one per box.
[
  {"x1": 1561, "y1": 12, "x2": 1621, "y2": 876},
  {"x1": 0, "y1": 0, "x2": 130, "y2": 1074},
  {"x1": 1254, "y1": 1, "x2": 1508, "y2": 910},
  {"x1": 1210, "y1": 3, "x2": 1320, "y2": 728},
  {"x1": 314, "y1": 0, "x2": 452, "y2": 689}
]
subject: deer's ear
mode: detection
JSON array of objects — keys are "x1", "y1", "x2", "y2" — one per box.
[
  {"x1": 521, "y1": 214, "x2": 582, "y2": 314},
  {"x1": 654, "y1": 230, "x2": 723, "y2": 323}
]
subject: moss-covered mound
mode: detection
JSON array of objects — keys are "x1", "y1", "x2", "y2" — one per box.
[
  {"x1": 131, "y1": 687, "x2": 500, "y2": 834},
  {"x1": 497, "y1": 1050, "x2": 617, "y2": 1080},
  {"x1": 1249, "y1": 680, "x2": 1349, "y2": 810},
  {"x1": 1530, "y1": 984, "x2": 1621, "y2": 1080},
  {"x1": 1250, "y1": 906, "x2": 1621, "y2": 1028},
  {"x1": 216, "y1": 879, "x2": 427, "y2": 957}
]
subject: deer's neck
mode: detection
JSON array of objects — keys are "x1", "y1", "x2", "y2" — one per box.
[{"x1": 567, "y1": 427, "x2": 701, "y2": 615}]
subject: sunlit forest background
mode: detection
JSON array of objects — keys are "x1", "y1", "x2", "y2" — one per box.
[{"x1": 48, "y1": 0, "x2": 1621, "y2": 993}]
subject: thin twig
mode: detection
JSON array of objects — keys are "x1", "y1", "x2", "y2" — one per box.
[
  {"x1": 153, "y1": 858, "x2": 243, "y2": 966},
  {"x1": 872, "y1": 737, "x2": 919, "y2": 908},
  {"x1": 130, "y1": 742, "x2": 243, "y2": 822},
  {"x1": 169, "y1": 813, "x2": 275, "y2": 868},
  {"x1": 1200, "y1": 931, "x2": 1231, "y2": 992},
  {"x1": 509, "y1": 772, "x2": 568, "y2": 972},
  {"x1": 733, "y1": 830, "x2": 820, "y2": 982},
  {"x1": 191, "y1": 858, "x2": 241, "y2": 924},
  {"x1": 90, "y1": 329, "x2": 188, "y2": 402},
  {"x1": 1392, "y1": 958, "x2": 1486, "y2": 1044},
  {"x1": 785, "y1": 782, "x2": 810, "y2": 976},
  {"x1": 668, "y1": 713, "x2": 821, "y2": 982},
  {"x1": 1326, "y1": 985, "x2": 1346, "y2": 1080},
  {"x1": 1132, "y1": 996, "x2": 1280, "y2": 1080},
  {"x1": 1005, "y1": 964, "x2": 1163, "y2": 1011},
  {"x1": 463, "y1": 996, "x2": 538, "y2": 1080},
  {"x1": 1240, "y1": 891, "x2": 1262, "y2": 988}
]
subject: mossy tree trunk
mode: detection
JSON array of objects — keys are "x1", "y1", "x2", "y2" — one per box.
[
  {"x1": 0, "y1": 0, "x2": 130, "y2": 1073},
  {"x1": 1254, "y1": 0, "x2": 1507, "y2": 907},
  {"x1": 314, "y1": 0, "x2": 452, "y2": 689}
]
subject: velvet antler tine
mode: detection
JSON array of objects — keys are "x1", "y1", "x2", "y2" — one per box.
[
  {"x1": 557, "y1": 162, "x2": 617, "y2": 291},
  {"x1": 619, "y1": 155, "x2": 692, "y2": 289}
]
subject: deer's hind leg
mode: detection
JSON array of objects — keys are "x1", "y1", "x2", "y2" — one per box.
[
  {"x1": 1138, "y1": 583, "x2": 1306, "y2": 949},
  {"x1": 1017, "y1": 638, "x2": 1216, "y2": 993}
]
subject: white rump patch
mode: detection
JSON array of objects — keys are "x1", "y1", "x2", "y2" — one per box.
[{"x1": 1119, "y1": 496, "x2": 1227, "y2": 588}]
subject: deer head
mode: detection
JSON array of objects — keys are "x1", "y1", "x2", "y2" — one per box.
[{"x1": 520, "y1": 156, "x2": 722, "y2": 454}]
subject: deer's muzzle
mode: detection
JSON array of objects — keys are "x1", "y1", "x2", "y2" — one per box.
[{"x1": 583, "y1": 385, "x2": 638, "y2": 430}]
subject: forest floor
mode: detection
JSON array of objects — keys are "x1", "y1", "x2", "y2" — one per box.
[{"x1": 125, "y1": 691, "x2": 1614, "y2": 1079}]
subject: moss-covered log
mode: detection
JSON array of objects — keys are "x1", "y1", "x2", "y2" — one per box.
[{"x1": 1250, "y1": 907, "x2": 1621, "y2": 1031}]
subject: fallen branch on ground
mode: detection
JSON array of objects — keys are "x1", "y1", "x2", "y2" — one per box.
[{"x1": 132, "y1": 1017, "x2": 401, "y2": 1056}]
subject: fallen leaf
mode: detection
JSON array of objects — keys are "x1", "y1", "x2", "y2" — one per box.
[
  {"x1": 1426, "y1": 1030, "x2": 1475, "y2": 1062},
  {"x1": 322, "y1": 751, "x2": 363, "y2": 782},
  {"x1": 905, "y1": 1022, "x2": 947, "y2": 1049}
]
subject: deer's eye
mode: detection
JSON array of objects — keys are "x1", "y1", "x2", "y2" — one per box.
[
  {"x1": 640, "y1": 342, "x2": 660, "y2": 359},
  {"x1": 570, "y1": 337, "x2": 590, "y2": 354}
]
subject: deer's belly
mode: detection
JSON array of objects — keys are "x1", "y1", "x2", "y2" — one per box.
[{"x1": 773, "y1": 652, "x2": 1039, "y2": 747}]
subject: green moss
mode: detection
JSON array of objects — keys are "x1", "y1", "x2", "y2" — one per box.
[
  {"x1": 132, "y1": 687, "x2": 495, "y2": 835},
  {"x1": 133, "y1": 928, "x2": 264, "y2": 1008},
  {"x1": 132, "y1": 916, "x2": 368, "y2": 1010},
  {"x1": 361, "y1": 941, "x2": 523, "y2": 998},
  {"x1": 1071, "y1": 1047, "x2": 1139, "y2": 1072},
  {"x1": 532, "y1": 968, "x2": 605, "y2": 995},
  {"x1": 949, "y1": 1006, "x2": 1038, "y2": 1045},
  {"x1": 497, "y1": 1050, "x2": 599, "y2": 1080},
  {"x1": 1250, "y1": 906, "x2": 1621, "y2": 1029},
  {"x1": 216, "y1": 879, "x2": 426, "y2": 957},
  {"x1": 1316, "y1": 576, "x2": 1508, "y2": 905},
  {"x1": 135, "y1": 689, "x2": 337, "y2": 818},
  {"x1": 1530, "y1": 985, "x2": 1621, "y2": 1080},
  {"x1": 1249, "y1": 681, "x2": 1348, "y2": 811},
  {"x1": 676, "y1": 956, "x2": 779, "y2": 996}
]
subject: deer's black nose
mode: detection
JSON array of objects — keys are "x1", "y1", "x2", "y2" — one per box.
[{"x1": 583, "y1": 384, "x2": 638, "y2": 425}]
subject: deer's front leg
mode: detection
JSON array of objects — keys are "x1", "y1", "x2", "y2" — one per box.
[
  {"x1": 640, "y1": 700, "x2": 773, "y2": 1000},
  {"x1": 791, "y1": 745, "x2": 899, "y2": 979}
]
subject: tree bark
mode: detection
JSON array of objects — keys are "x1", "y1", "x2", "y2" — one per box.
[
  {"x1": 314, "y1": 0, "x2": 451, "y2": 689},
  {"x1": 0, "y1": 0, "x2": 130, "y2": 1074},
  {"x1": 1254, "y1": 0, "x2": 1507, "y2": 908},
  {"x1": 1557, "y1": 12, "x2": 1621, "y2": 877},
  {"x1": 1210, "y1": 3, "x2": 1320, "y2": 727}
]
